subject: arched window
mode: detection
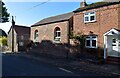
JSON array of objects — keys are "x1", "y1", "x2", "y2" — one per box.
[
  {"x1": 34, "y1": 30, "x2": 38, "y2": 40},
  {"x1": 54, "y1": 27, "x2": 61, "y2": 42}
]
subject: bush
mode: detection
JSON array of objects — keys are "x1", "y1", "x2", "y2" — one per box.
[{"x1": 0, "y1": 36, "x2": 7, "y2": 46}]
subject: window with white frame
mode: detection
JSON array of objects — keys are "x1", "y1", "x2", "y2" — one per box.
[
  {"x1": 84, "y1": 12, "x2": 96, "y2": 23},
  {"x1": 85, "y1": 36, "x2": 97, "y2": 48},
  {"x1": 19, "y1": 42, "x2": 24, "y2": 46},
  {"x1": 34, "y1": 30, "x2": 39, "y2": 40},
  {"x1": 54, "y1": 27, "x2": 61, "y2": 42}
]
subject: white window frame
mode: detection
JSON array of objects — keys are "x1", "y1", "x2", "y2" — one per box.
[
  {"x1": 84, "y1": 12, "x2": 96, "y2": 23},
  {"x1": 19, "y1": 42, "x2": 24, "y2": 46},
  {"x1": 54, "y1": 28, "x2": 61, "y2": 42},
  {"x1": 34, "y1": 30, "x2": 39, "y2": 40},
  {"x1": 85, "y1": 36, "x2": 97, "y2": 48}
]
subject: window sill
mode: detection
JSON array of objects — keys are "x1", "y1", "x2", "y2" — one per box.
[
  {"x1": 84, "y1": 20, "x2": 96, "y2": 24},
  {"x1": 53, "y1": 40, "x2": 61, "y2": 44}
]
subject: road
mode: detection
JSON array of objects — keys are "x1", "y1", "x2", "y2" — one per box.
[{"x1": 2, "y1": 53, "x2": 100, "y2": 76}]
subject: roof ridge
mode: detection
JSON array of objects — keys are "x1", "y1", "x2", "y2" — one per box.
[
  {"x1": 32, "y1": 12, "x2": 73, "y2": 27},
  {"x1": 74, "y1": 1, "x2": 120, "y2": 12},
  {"x1": 43, "y1": 12, "x2": 73, "y2": 19}
]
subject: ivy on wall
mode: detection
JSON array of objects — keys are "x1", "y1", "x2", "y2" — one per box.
[{"x1": 70, "y1": 30, "x2": 85, "y2": 48}]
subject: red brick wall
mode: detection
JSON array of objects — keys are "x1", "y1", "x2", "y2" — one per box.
[
  {"x1": 31, "y1": 21, "x2": 70, "y2": 44},
  {"x1": 73, "y1": 4, "x2": 119, "y2": 48}
]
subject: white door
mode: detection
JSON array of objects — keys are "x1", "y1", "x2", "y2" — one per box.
[
  {"x1": 112, "y1": 38, "x2": 118, "y2": 51},
  {"x1": 108, "y1": 36, "x2": 120, "y2": 57},
  {"x1": 110, "y1": 37, "x2": 120, "y2": 57},
  {"x1": 112, "y1": 38, "x2": 119, "y2": 52}
]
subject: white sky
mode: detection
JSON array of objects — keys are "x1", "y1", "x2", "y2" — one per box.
[{"x1": 0, "y1": 22, "x2": 11, "y2": 34}]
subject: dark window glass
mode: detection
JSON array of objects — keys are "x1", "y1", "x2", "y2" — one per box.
[
  {"x1": 55, "y1": 32, "x2": 57, "y2": 37},
  {"x1": 92, "y1": 36, "x2": 96, "y2": 38},
  {"x1": 85, "y1": 17, "x2": 89, "y2": 21},
  {"x1": 86, "y1": 36, "x2": 90, "y2": 38},
  {"x1": 58, "y1": 32, "x2": 60, "y2": 37},
  {"x1": 112, "y1": 39, "x2": 116, "y2": 43},
  {"x1": 90, "y1": 16, "x2": 95, "y2": 21},
  {"x1": 90, "y1": 12, "x2": 95, "y2": 14},
  {"x1": 112, "y1": 44, "x2": 116, "y2": 46},
  {"x1": 92, "y1": 40, "x2": 96, "y2": 47},
  {"x1": 34, "y1": 30, "x2": 38, "y2": 39},
  {"x1": 86, "y1": 40, "x2": 90, "y2": 46}
]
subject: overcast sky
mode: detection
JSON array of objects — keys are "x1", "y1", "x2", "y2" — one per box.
[{"x1": 0, "y1": 0, "x2": 103, "y2": 33}]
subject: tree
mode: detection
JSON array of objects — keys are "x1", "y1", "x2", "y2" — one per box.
[{"x1": 0, "y1": 1, "x2": 10, "y2": 23}]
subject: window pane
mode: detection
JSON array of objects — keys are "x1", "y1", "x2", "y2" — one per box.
[
  {"x1": 58, "y1": 32, "x2": 60, "y2": 37},
  {"x1": 86, "y1": 36, "x2": 90, "y2": 38},
  {"x1": 55, "y1": 32, "x2": 57, "y2": 37},
  {"x1": 92, "y1": 40, "x2": 96, "y2": 47},
  {"x1": 112, "y1": 39, "x2": 116, "y2": 43},
  {"x1": 90, "y1": 12, "x2": 95, "y2": 14},
  {"x1": 85, "y1": 17, "x2": 89, "y2": 21},
  {"x1": 85, "y1": 13, "x2": 89, "y2": 15},
  {"x1": 92, "y1": 36, "x2": 96, "y2": 38},
  {"x1": 36, "y1": 34, "x2": 38, "y2": 37},
  {"x1": 34, "y1": 30, "x2": 38, "y2": 39},
  {"x1": 86, "y1": 40, "x2": 90, "y2": 46},
  {"x1": 19, "y1": 42, "x2": 24, "y2": 46},
  {"x1": 90, "y1": 16, "x2": 95, "y2": 21}
]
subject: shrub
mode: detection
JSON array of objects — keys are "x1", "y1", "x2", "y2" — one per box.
[{"x1": 0, "y1": 36, "x2": 7, "y2": 46}]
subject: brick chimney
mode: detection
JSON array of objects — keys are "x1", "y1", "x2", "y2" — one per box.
[{"x1": 80, "y1": 0, "x2": 87, "y2": 7}]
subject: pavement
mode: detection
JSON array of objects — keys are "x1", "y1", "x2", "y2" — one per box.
[{"x1": 8, "y1": 51, "x2": 119, "y2": 77}]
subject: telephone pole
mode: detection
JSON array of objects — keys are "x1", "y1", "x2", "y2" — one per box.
[{"x1": 12, "y1": 16, "x2": 15, "y2": 52}]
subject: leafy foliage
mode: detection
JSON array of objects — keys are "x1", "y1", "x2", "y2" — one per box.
[
  {"x1": 0, "y1": 36, "x2": 7, "y2": 46},
  {"x1": 70, "y1": 31, "x2": 85, "y2": 48},
  {"x1": 0, "y1": 1, "x2": 10, "y2": 23}
]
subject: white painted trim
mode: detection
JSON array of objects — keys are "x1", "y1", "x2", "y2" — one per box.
[
  {"x1": 104, "y1": 36, "x2": 107, "y2": 60},
  {"x1": 85, "y1": 36, "x2": 97, "y2": 48},
  {"x1": 84, "y1": 11, "x2": 96, "y2": 23},
  {"x1": 104, "y1": 28, "x2": 120, "y2": 59},
  {"x1": 104, "y1": 28, "x2": 120, "y2": 36}
]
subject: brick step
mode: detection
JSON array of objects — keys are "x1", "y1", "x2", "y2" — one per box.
[{"x1": 107, "y1": 57, "x2": 120, "y2": 64}]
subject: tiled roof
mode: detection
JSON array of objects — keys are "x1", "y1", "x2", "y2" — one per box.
[
  {"x1": 8, "y1": 25, "x2": 30, "y2": 35},
  {"x1": 31, "y1": 12, "x2": 74, "y2": 27},
  {"x1": 74, "y1": 2, "x2": 120, "y2": 13}
]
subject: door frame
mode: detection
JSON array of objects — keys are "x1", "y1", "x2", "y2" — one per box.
[{"x1": 104, "y1": 28, "x2": 120, "y2": 60}]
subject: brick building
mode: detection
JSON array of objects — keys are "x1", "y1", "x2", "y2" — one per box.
[
  {"x1": 73, "y1": 1, "x2": 120, "y2": 60},
  {"x1": 31, "y1": 12, "x2": 73, "y2": 44},
  {"x1": 30, "y1": 1, "x2": 120, "y2": 61},
  {"x1": 8, "y1": 25, "x2": 30, "y2": 52},
  {"x1": 30, "y1": 12, "x2": 73, "y2": 57}
]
